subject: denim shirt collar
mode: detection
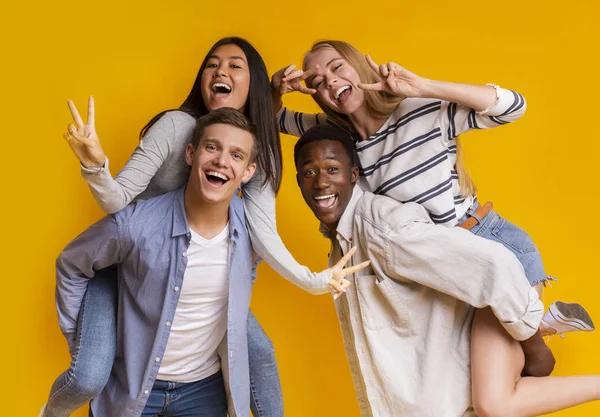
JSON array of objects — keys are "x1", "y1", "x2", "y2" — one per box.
[{"x1": 172, "y1": 186, "x2": 244, "y2": 240}]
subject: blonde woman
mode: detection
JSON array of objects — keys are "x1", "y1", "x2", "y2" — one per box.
[{"x1": 271, "y1": 40, "x2": 598, "y2": 417}]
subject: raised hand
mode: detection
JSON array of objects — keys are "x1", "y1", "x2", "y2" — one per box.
[
  {"x1": 358, "y1": 55, "x2": 425, "y2": 98},
  {"x1": 64, "y1": 97, "x2": 106, "y2": 168},
  {"x1": 329, "y1": 246, "x2": 371, "y2": 299},
  {"x1": 271, "y1": 64, "x2": 316, "y2": 96}
]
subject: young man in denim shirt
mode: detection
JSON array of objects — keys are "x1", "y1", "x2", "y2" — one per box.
[{"x1": 54, "y1": 108, "x2": 258, "y2": 417}]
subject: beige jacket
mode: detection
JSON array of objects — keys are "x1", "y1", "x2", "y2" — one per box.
[{"x1": 326, "y1": 186, "x2": 543, "y2": 417}]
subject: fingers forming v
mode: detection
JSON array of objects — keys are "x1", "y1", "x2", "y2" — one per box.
[
  {"x1": 342, "y1": 260, "x2": 371, "y2": 278},
  {"x1": 300, "y1": 69, "x2": 314, "y2": 80},
  {"x1": 365, "y1": 54, "x2": 380, "y2": 74},
  {"x1": 284, "y1": 69, "x2": 304, "y2": 81},
  {"x1": 283, "y1": 64, "x2": 296, "y2": 77},
  {"x1": 336, "y1": 246, "x2": 357, "y2": 270},
  {"x1": 87, "y1": 96, "x2": 95, "y2": 128},
  {"x1": 67, "y1": 99, "x2": 85, "y2": 128}
]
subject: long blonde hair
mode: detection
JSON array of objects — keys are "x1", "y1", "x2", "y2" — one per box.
[{"x1": 303, "y1": 39, "x2": 476, "y2": 197}]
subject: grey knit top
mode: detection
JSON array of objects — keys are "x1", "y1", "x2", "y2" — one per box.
[{"x1": 81, "y1": 111, "x2": 329, "y2": 293}]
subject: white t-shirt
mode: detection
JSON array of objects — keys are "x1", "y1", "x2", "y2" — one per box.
[{"x1": 157, "y1": 223, "x2": 230, "y2": 383}]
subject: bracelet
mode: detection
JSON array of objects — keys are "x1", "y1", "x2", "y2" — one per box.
[{"x1": 477, "y1": 83, "x2": 501, "y2": 115}]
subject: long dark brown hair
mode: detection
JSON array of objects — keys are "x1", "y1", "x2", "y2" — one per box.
[{"x1": 140, "y1": 37, "x2": 283, "y2": 192}]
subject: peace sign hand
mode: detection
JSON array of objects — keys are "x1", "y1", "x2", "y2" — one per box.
[
  {"x1": 64, "y1": 97, "x2": 106, "y2": 168},
  {"x1": 329, "y1": 246, "x2": 371, "y2": 299},
  {"x1": 358, "y1": 55, "x2": 425, "y2": 98},
  {"x1": 271, "y1": 64, "x2": 317, "y2": 96}
]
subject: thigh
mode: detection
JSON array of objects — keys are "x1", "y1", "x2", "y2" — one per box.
[
  {"x1": 471, "y1": 307, "x2": 524, "y2": 407},
  {"x1": 72, "y1": 267, "x2": 119, "y2": 379},
  {"x1": 165, "y1": 372, "x2": 227, "y2": 417},
  {"x1": 471, "y1": 212, "x2": 550, "y2": 287},
  {"x1": 46, "y1": 267, "x2": 119, "y2": 416},
  {"x1": 247, "y1": 310, "x2": 274, "y2": 354}
]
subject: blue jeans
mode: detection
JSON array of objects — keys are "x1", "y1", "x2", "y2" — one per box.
[
  {"x1": 45, "y1": 268, "x2": 117, "y2": 417},
  {"x1": 45, "y1": 268, "x2": 283, "y2": 417},
  {"x1": 458, "y1": 202, "x2": 555, "y2": 286},
  {"x1": 139, "y1": 371, "x2": 227, "y2": 417}
]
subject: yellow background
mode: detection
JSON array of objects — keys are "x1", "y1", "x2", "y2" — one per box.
[{"x1": 2, "y1": 0, "x2": 599, "y2": 415}]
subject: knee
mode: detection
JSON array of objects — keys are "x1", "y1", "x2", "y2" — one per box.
[
  {"x1": 67, "y1": 364, "x2": 111, "y2": 398},
  {"x1": 248, "y1": 330, "x2": 276, "y2": 362},
  {"x1": 68, "y1": 374, "x2": 107, "y2": 399},
  {"x1": 247, "y1": 325, "x2": 276, "y2": 367}
]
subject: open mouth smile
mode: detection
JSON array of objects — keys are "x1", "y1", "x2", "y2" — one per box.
[
  {"x1": 211, "y1": 83, "x2": 232, "y2": 96},
  {"x1": 334, "y1": 85, "x2": 352, "y2": 102},
  {"x1": 205, "y1": 170, "x2": 230, "y2": 187},
  {"x1": 314, "y1": 193, "x2": 338, "y2": 209}
]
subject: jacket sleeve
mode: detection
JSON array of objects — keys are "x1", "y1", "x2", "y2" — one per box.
[{"x1": 376, "y1": 202, "x2": 542, "y2": 341}]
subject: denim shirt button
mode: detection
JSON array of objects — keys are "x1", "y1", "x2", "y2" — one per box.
[
  {"x1": 174, "y1": 286, "x2": 180, "y2": 292},
  {"x1": 182, "y1": 251, "x2": 188, "y2": 257},
  {"x1": 166, "y1": 321, "x2": 171, "y2": 327},
  {"x1": 144, "y1": 390, "x2": 149, "y2": 395},
  {"x1": 155, "y1": 357, "x2": 161, "y2": 362}
]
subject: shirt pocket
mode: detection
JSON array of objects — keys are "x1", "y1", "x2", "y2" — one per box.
[{"x1": 355, "y1": 274, "x2": 411, "y2": 331}]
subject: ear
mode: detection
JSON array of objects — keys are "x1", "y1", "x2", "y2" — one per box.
[
  {"x1": 351, "y1": 165, "x2": 359, "y2": 184},
  {"x1": 241, "y1": 162, "x2": 257, "y2": 184},
  {"x1": 185, "y1": 143, "x2": 195, "y2": 167}
]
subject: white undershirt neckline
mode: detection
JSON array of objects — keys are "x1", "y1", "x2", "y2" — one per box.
[{"x1": 157, "y1": 222, "x2": 230, "y2": 383}]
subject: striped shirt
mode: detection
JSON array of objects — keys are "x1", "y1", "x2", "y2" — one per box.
[{"x1": 278, "y1": 86, "x2": 526, "y2": 226}]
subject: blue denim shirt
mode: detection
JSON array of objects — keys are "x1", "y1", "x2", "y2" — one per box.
[{"x1": 55, "y1": 187, "x2": 253, "y2": 417}]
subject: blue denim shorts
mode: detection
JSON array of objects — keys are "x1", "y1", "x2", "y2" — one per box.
[{"x1": 457, "y1": 202, "x2": 556, "y2": 287}]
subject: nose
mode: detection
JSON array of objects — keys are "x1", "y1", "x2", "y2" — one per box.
[
  {"x1": 212, "y1": 151, "x2": 229, "y2": 168},
  {"x1": 213, "y1": 63, "x2": 228, "y2": 78},
  {"x1": 315, "y1": 171, "x2": 330, "y2": 189},
  {"x1": 326, "y1": 75, "x2": 338, "y2": 89}
]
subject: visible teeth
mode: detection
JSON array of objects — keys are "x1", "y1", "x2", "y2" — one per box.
[
  {"x1": 335, "y1": 85, "x2": 351, "y2": 100},
  {"x1": 207, "y1": 171, "x2": 229, "y2": 181},
  {"x1": 315, "y1": 194, "x2": 336, "y2": 200},
  {"x1": 212, "y1": 83, "x2": 232, "y2": 92}
]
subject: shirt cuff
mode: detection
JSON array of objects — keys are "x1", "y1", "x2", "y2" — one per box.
[
  {"x1": 500, "y1": 287, "x2": 544, "y2": 341},
  {"x1": 275, "y1": 106, "x2": 285, "y2": 119},
  {"x1": 80, "y1": 157, "x2": 109, "y2": 174},
  {"x1": 477, "y1": 84, "x2": 518, "y2": 117},
  {"x1": 316, "y1": 268, "x2": 331, "y2": 290}
]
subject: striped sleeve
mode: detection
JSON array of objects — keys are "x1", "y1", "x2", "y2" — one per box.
[
  {"x1": 444, "y1": 87, "x2": 527, "y2": 140},
  {"x1": 276, "y1": 107, "x2": 328, "y2": 137}
]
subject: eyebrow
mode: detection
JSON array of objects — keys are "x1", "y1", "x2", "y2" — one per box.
[
  {"x1": 229, "y1": 145, "x2": 249, "y2": 157},
  {"x1": 307, "y1": 58, "x2": 343, "y2": 85},
  {"x1": 326, "y1": 57, "x2": 343, "y2": 67},
  {"x1": 300, "y1": 155, "x2": 341, "y2": 167},
  {"x1": 207, "y1": 55, "x2": 247, "y2": 64},
  {"x1": 204, "y1": 138, "x2": 249, "y2": 157}
]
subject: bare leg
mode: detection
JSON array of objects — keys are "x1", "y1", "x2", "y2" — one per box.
[
  {"x1": 471, "y1": 307, "x2": 600, "y2": 417},
  {"x1": 532, "y1": 282, "x2": 543, "y2": 299},
  {"x1": 532, "y1": 282, "x2": 555, "y2": 337}
]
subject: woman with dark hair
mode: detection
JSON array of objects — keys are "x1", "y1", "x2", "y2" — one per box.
[{"x1": 42, "y1": 37, "x2": 355, "y2": 417}]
